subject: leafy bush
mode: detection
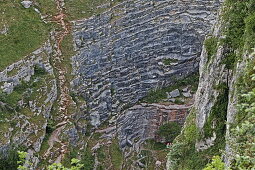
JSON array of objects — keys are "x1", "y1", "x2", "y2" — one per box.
[
  {"x1": 203, "y1": 156, "x2": 225, "y2": 170},
  {"x1": 34, "y1": 65, "x2": 47, "y2": 76},
  {"x1": 157, "y1": 122, "x2": 182, "y2": 143},
  {"x1": 81, "y1": 148, "x2": 94, "y2": 170},
  {"x1": 229, "y1": 61, "x2": 255, "y2": 169}
]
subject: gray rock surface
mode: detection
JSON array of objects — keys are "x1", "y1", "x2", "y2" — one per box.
[
  {"x1": 182, "y1": 91, "x2": 192, "y2": 98},
  {"x1": 71, "y1": 0, "x2": 222, "y2": 126},
  {"x1": 117, "y1": 103, "x2": 192, "y2": 148},
  {"x1": 169, "y1": 89, "x2": 180, "y2": 98},
  {"x1": 21, "y1": 1, "x2": 33, "y2": 8}
]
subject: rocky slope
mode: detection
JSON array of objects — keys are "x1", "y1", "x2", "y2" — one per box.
[
  {"x1": 71, "y1": 0, "x2": 221, "y2": 126},
  {"x1": 3, "y1": 0, "x2": 254, "y2": 169}
]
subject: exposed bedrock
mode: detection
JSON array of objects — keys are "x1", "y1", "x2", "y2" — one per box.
[
  {"x1": 71, "y1": 0, "x2": 222, "y2": 126},
  {"x1": 117, "y1": 102, "x2": 192, "y2": 149}
]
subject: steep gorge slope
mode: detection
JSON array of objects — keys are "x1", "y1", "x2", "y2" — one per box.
[
  {"x1": 4, "y1": 0, "x2": 254, "y2": 169},
  {"x1": 167, "y1": 0, "x2": 255, "y2": 169}
]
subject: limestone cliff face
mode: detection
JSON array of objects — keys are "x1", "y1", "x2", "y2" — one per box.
[
  {"x1": 167, "y1": 1, "x2": 255, "y2": 168},
  {"x1": 71, "y1": 0, "x2": 221, "y2": 127},
  {"x1": 193, "y1": 5, "x2": 255, "y2": 166}
]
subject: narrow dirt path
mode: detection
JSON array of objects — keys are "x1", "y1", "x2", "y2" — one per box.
[{"x1": 43, "y1": 0, "x2": 73, "y2": 163}]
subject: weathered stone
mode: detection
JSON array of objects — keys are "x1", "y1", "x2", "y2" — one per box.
[
  {"x1": 21, "y1": 1, "x2": 32, "y2": 8},
  {"x1": 182, "y1": 86, "x2": 189, "y2": 92},
  {"x1": 117, "y1": 103, "x2": 192, "y2": 149},
  {"x1": 169, "y1": 89, "x2": 180, "y2": 98},
  {"x1": 183, "y1": 91, "x2": 192, "y2": 98}
]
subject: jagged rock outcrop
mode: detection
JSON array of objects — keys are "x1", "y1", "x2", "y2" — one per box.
[
  {"x1": 0, "y1": 42, "x2": 57, "y2": 166},
  {"x1": 71, "y1": 0, "x2": 222, "y2": 126}
]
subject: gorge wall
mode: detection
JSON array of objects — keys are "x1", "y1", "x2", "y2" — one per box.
[
  {"x1": 0, "y1": 0, "x2": 229, "y2": 169},
  {"x1": 167, "y1": 0, "x2": 255, "y2": 169},
  {"x1": 71, "y1": 0, "x2": 222, "y2": 126}
]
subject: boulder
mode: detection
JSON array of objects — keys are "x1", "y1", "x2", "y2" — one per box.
[
  {"x1": 21, "y1": 1, "x2": 32, "y2": 8},
  {"x1": 169, "y1": 89, "x2": 180, "y2": 98},
  {"x1": 183, "y1": 91, "x2": 192, "y2": 98}
]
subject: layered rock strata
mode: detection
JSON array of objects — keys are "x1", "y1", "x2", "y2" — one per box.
[
  {"x1": 71, "y1": 0, "x2": 222, "y2": 126},
  {"x1": 117, "y1": 103, "x2": 192, "y2": 149}
]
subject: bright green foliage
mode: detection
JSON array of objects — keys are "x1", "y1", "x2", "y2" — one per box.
[
  {"x1": 157, "y1": 122, "x2": 182, "y2": 143},
  {"x1": 16, "y1": 151, "x2": 84, "y2": 170},
  {"x1": 48, "y1": 158, "x2": 84, "y2": 170},
  {"x1": 17, "y1": 151, "x2": 29, "y2": 170},
  {"x1": 203, "y1": 156, "x2": 225, "y2": 170},
  {"x1": 230, "y1": 62, "x2": 255, "y2": 169}
]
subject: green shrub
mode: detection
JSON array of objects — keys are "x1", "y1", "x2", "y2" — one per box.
[
  {"x1": 203, "y1": 156, "x2": 225, "y2": 170},
  {"x1": 34, "y1": 65, "x2": 47, "y2": 76},
  {"x1": 203, "y1": 84, "x2": 228, "y2": 139},
  {"x1": 81, "y1": 148, "x2": 94, "y2": 170},
  {"x1": 162, "y1": 58, "x2": 178, "y2": 65},
  {"x1": 157, "y1": 122, "x2": 182, "y2": 143},
  {"x1": 230, "y1": 61, "x2": 255, "y2": 169},
  {"x1": 109, "y1": 140, "x2": 123, "y2": 169},
  {"x1": 145, "y1": 139, "x2": 166, "y2": 150}
]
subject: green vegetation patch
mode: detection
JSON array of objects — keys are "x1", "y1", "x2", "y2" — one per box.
[
  {"x1": 81, "y1": 148, "x2": 95, "y2": 170},
  {"x1": 204, "y1": 37, "x2": 218, "y2": 65},
  {"x1": 157, "y1": 122, "x2": 182, "y2": 143},
  {"x1": 167, "y1": 108, "x2": 226, "y2": 170},
  {"x1": 229, "y1": 59, "x2": 255, "y2": 169},
  {"x1": 0, "y1": 145, "x2": 26, "y2": 170},
  {"x1": 144, "y1": 139, "x2": 166, "y2": 151},
  {"x1": 0, "y1": 1, "x2": 52, "y2": 70},
  {"x1": 142, "y1": 73, "x2": 199, "y2": 103},
  {"x1": 109, "y1": 139, "x2": 123, "y2": 169},
  {"x1": 162, "y1": 58, "x2": 178, "y2": 65},
  {"x1": 222, "y1": 0, "x2": 255, "y2": 69},
  {"x1": 0, "y1": 65, "x2": 49, "y2": 121},
  {"x1": 65, "y1": 0, "x2": 124, "y2": 20},
  {"x1": 203, "y1": 83, "x2": 228, "y2": 139}
]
